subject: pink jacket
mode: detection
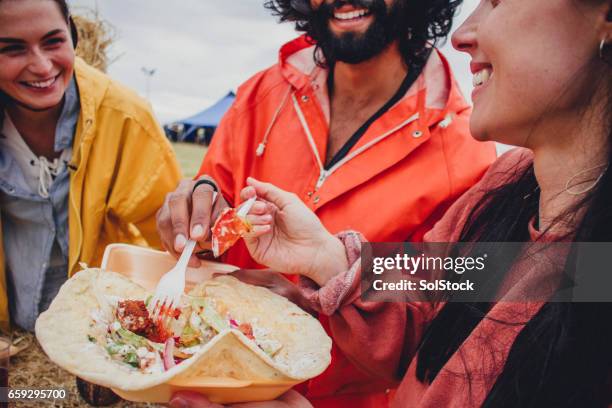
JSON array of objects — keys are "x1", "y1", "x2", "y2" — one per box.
[{"x1": 298, "y1": 148, "x2": 609, "y2": 407}]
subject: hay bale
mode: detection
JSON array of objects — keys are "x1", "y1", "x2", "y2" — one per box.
[
  {"x1": 10, "y1": 328, "x2": 163, "y2": 407},
  {"x1": 73, "y1": 8, "x2": 118, "y2": 73}
]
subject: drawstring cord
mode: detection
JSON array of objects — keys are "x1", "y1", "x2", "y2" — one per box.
[
  {"x1": 36, "y1": 154, "x2": 68, "y2": 199},
  {"x1": 256, "y1": 85, "x2": 293, "y2": 157}
]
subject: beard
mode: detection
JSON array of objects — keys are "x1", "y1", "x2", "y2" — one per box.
[{"x1": 308, "y1": 0, "x2": 404, "y2": 65}]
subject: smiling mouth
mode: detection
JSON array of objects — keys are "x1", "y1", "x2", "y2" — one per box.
[
  {"x1": 473, "y1": 67, "x2": 493, "y2": 87},
  {"x1": 333, "y1": 7, "x2": 372, "y2": 22},
  {"x1": 19, "y1": 72, "x2": 62, "y2": 89}
]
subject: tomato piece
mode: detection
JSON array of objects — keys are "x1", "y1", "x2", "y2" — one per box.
[{"x1": 211, "y1": 208, "x2": 251, "y2": 257}]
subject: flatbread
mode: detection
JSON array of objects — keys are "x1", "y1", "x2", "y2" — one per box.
[{"x1": 35, "y1": 268, "x2": 331, "y2": 392}]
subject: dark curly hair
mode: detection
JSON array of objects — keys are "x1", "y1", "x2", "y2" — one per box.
[{"x1": 263, "y1": 0, "x2": 462, "y2": 69}]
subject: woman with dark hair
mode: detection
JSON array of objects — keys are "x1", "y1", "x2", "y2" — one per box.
[
  {"x1": 0, "y1": 0, "x2": 181, "y2": 331},
  {"x1": 170, "y1": 0, "x2": 612, "y2": 406}
]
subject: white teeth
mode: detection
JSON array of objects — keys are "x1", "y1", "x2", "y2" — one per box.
[
  {"x1": 24, "y1": 77, "x2": 56, "y2": 88},
  {"x1": 334, "y1": 9, "x2": 368, "y2": 20},
  {"x1": 473, "y1": 68, "x2": 492, "y2": 87}
]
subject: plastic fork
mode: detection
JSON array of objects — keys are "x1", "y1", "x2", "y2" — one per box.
[
  {"x1": 149, "y1": 239, "x2": 197, "y2": 326},
  {"x1": 237, "y1": 196, "x2": 257, "y2": 218}
]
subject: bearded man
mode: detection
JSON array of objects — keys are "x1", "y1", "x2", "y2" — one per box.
[{"x1": 158, "y1": 1, "x2": 496, "y2": 406}]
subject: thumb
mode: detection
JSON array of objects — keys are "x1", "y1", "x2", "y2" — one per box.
[
  {"x1": 247, "y1": 177, "x2": 296, "y2": 209},
  {"x1": 169, "y1": 391, "x2": 224, "y2": 408}
]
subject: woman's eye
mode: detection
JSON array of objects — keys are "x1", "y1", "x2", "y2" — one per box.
[
  {"x1": 0, "y1": 45, "x2": 25, "y2": 54},
  {"x1": 44, "y1": 37, "x2": 66, "y2": 48},
  {"x1": 490, "y1": 0, "x2": 501, "y2": 7}
]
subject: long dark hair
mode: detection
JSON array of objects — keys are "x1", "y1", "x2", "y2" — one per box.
[
  {"x1": 414, "y1": 5, "x2": 612, "y2": 406},
  {"x1": 263, "y1": 0, "x2": 461, "y2": 69}
]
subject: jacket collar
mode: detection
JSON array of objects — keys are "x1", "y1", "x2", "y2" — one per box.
[
  {"x1": 71, "y1": 58, "x2": 111, "y2": 164},
  {"x1": 278, "y1": 35, "x2": 470, "y2": 126}
]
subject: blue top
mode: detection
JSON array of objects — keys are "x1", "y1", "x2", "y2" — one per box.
[{"x1": 0, "y1": 78, "x2": 80, "y2": 331}]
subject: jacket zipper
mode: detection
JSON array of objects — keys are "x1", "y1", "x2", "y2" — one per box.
[{"x1": 293, "y1": 94, "x2": 420, "y2": 191}]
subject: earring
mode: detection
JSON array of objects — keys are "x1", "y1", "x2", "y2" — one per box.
[
  {"x1": 600, "y1": 38, "x2": 609, "y2": 60},
  {"x1": 565, "y1": 164, "x2": 608, "y2": 196}
]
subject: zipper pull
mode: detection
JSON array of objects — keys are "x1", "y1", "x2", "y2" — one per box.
[{"x1": 315, "y1": 170, "x2": 328, "y2": 190}]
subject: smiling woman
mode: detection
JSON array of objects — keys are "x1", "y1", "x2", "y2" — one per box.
[
  {"x1": 0, "y1": 0, "x2": 181, "y2": 334},
  {"x1": 0, "y1": 1, "x2": 75, "y2": 115}
]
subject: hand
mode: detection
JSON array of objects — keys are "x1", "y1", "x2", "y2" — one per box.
[
  {"x1": 156, "y1": 177, "x2": 229, "y2": 266},
  {"x1": 230, "y1": 269, "x2": 316, "y2": 315},
  {"x1": 240, "y1": 178, "x2": 349, "y2": 286},
  {"x1": 168, "y1": 390, "x2": 312, "y2": 408}
]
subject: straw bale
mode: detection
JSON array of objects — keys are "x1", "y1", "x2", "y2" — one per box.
[
  {"x1": 73, "y1": 8, "x2": 119, "y2": 73},
  {"x1": 10, "y1": 328, "x2": 163, "y2": 407}
]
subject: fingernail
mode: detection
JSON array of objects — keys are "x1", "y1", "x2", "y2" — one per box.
[
  {"x1": 174, "y1": 234, "x2": 187, "y2": 250},
  {"x1": 191, "y1": 224, "x2": 204, "y2": 238}
]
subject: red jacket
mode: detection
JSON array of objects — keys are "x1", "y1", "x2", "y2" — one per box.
[{"x1": 198, "y1": 36, "x2": 496, "y2": 407}]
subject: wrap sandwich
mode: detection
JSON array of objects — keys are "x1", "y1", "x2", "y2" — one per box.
[{"x1": 35, "y1": 268, "x2": 332, "y2": 403}]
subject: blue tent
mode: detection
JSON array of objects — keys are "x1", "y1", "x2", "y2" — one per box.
[{"x1": 166, "y1": 91, "x2": 235, "y2": 144}]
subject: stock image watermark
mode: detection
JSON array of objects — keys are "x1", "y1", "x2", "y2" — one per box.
[{"x1": 361, "y1": 242, "x2": 612, "y2": 303}]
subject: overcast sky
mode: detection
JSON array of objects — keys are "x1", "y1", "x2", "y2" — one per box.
[{"x1": 68, "y1": 0, "x2": 480, "y2": 125}]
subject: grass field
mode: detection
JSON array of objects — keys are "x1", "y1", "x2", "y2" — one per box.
[{"x1": 170, "y1": 142, "x2": 208, "y2": 178}]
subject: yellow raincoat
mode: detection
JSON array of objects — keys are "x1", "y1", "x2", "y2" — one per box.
[{"x1": 0, "y1": 58, "x2": 181, "y2": 324}]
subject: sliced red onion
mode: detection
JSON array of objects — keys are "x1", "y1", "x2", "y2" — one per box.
[
  {"x1": 163, "y1": 338, "x2": 176, "y2": 371},
  {"x1": 229, "y1": 319, "x2": 239, "y2": 329}
]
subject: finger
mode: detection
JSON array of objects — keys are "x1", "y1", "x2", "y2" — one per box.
[
  {"x1": 231, "y1": 402, "x2": 284, "y2": 408},
  {"x1": 246, "y1": 214, "x2": 272, "y2": 226},
  {"x1": 246, "y1": 177, "x2": 297, "y2": 210},
  {"x1": 244, "y1": 225, "x2": 271, "y2": 239},
  {"x1": 168, "y1": 190, "x2": 191, "y2": 252},
  {"x1": 239, "y1": 185, "x2": 257, "y2": 202},
  {"x1": 169, "y1": 391, "x2": 224, "y2": 408},
  {"x1": 250, "y1": 200, "x2": 278, "y2": 216},
  {"x1": 187, "y1": 255, "x2": 202, "y2": 268},
  {"x1": 190, "y1": 186, "x2": 217, "y2": 241},
  {"x1": 278, "y1": 390, "x2": 313, "y2": 408},
  {"x1": 156, "y1": 199, "x2": 179, "y2": 258}
]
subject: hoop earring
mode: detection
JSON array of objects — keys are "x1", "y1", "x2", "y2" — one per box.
[{"x1": 565, "y1": 164, "x2": 608, "y2": 196}]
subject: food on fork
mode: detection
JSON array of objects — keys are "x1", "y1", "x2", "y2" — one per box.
[{"x1": 211, "y1": 201, "x2": 254, "y2": 258}]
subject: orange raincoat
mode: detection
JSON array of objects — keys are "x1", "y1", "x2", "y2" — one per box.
[{"x1": 198, "y1": 36, "x2": 496, "y2": 407}]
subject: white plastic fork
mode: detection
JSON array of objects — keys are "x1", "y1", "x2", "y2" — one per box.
[
  {"x1": 237, "y1": 196, "x2": 257, "y2": 218},
  {"x1": 149, "y1": 239, "x2": 197, "y2": 324},
  {"x1": 149, "y1": 197, "x2": 257, "y2": 326}
]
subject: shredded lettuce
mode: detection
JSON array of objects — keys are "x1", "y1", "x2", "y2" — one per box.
[
  {"x1": 179, "y1": 325, "x2": 200, "y2": 347},
  {"x1": 124, "y1": 351, "x2": 140, "y2": 368},
  {"x1": 115, "y1": 328, "x2": 149, "y2": 349},
  {"x1": 200, "y1": 299, "x2": 229, "y2": 333},
  {"x1": 105, "y1": 343, "x2": 123, "y2": 356}
]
